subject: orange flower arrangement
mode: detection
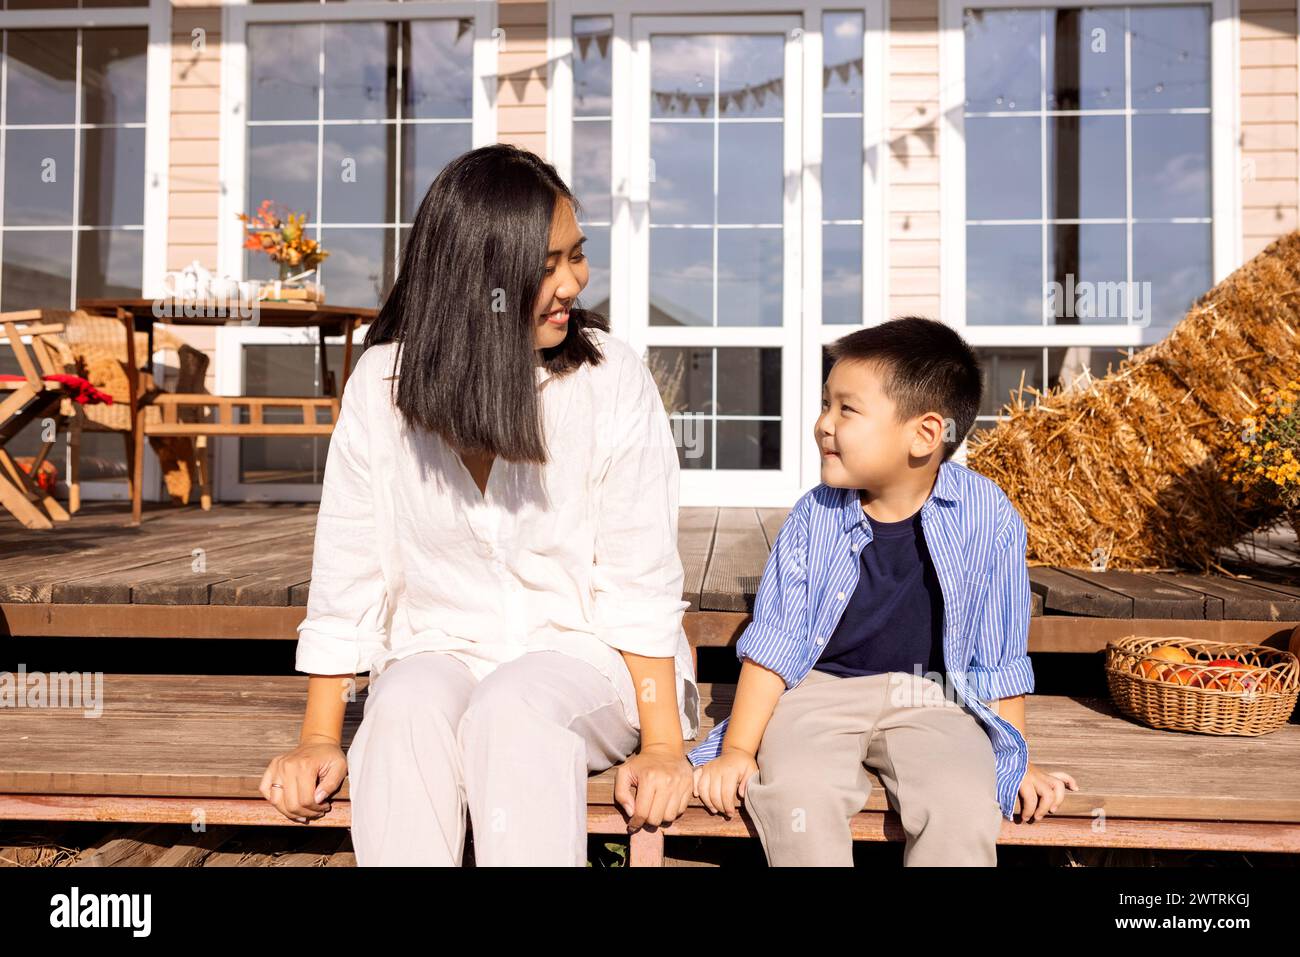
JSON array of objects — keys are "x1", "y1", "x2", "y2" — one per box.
[{"x1": 237, "y1": 200, "x2": 329, "y2": 278}]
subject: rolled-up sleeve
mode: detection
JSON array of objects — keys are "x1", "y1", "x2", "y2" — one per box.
[
  {"x1": 294, "y1": 362, "x2": 390, "y2": 675},
  {"x1": 735, "y1": 495, "x2": 811, "y2": 688},
  {"x1": 590, "y1": 351, "x2": 689, "y2": 659},
  {"x1": 966, "y1": 507, "x2": 1036, "y2": 702}
]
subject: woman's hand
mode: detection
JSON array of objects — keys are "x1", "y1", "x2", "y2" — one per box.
[
  {"x1": 259, "y1": 735, "x2": 348, "y2": 824},
  {"x1": 613, "y1": 743, "x2": 694, "y2": 832},
  {"x1": 694, "y1": 748, "x2": 758, "y2": 820}
]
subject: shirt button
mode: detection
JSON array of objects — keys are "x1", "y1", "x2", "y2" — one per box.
[
  {"x1": 815, "y1": 636, "x2": 825, "y2": 646},
  {"x1": 837, "y1": 591, "x2": 846, "y2": 601},
  {"x1": 851, "y1": 543, "x2": 859, "y2": 552}
]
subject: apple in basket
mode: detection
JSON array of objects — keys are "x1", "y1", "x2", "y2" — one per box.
[
  {"x1": 1138, "y1": 643, "x2": 1195, "y2": 680},
  {"x1": 1200, "y1": 657, "x2": 1276, "y2": 693}
]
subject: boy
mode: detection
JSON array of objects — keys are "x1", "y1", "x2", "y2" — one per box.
[{"x1": 689, "y1": 317, "x2": 1076, "y2": 866}]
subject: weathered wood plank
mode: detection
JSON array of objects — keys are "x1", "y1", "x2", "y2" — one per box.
[
  {"x1": 701, "y1": 509, "x2": 770, "y2": 612},
  {"x1": 677, "y1": 507, "x2": 717, "y2": 612},
  {"x1": 2, "y1": 676, "x2": 1298, "y2": 825},
  {"x1": 1054, "y1": 569, "x2": 1208, "y2": 619},
  {"x1": 1029, "y1": 566, "x2": 1132, "y2": 617}
]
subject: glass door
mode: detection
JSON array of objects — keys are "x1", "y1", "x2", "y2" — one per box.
[{"x1": 629, "y1": 15, "x2": 803, "y2": 504}]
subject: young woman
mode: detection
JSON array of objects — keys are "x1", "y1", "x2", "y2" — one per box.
[{"x1": 259, "y1": 144, "x2": 700, "y2": 866}]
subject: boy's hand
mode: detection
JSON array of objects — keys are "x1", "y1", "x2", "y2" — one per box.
[
  {"x1": 1016, "y1": 761, "x2": 1078, "y2": 823},
  {"x1": 693, "y1": 749, "x2": 759, "y2": 820},
  {"x1": 614, "y1": 743, "x2": 694, "y2": 832}
]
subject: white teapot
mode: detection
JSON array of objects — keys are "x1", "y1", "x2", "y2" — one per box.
[{"x1": 162, "y1": 260, "x2": 212, "y2": 300}]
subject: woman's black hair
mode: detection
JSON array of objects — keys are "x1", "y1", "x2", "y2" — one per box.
[{"x1": 363, "y1": 143, "x2": 610, "y2": 464}]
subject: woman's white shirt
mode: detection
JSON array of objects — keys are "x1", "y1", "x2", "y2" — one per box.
[{"x1": 294, "y1": 327, "x2": 700, "y2": 743}]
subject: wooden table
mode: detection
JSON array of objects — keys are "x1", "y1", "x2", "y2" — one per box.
[{"x1": 75, "y1": 298, "x2": 377, "y2": 526}]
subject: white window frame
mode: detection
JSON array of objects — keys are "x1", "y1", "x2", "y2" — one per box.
[
  {"x1": 215, "y1": 0, "x2": 498, "y2": 502},
  {"x1": 0, "y1": 1, "x2": 173, "y2": 504},
  {"x1": 550, "y1": 1, "x2": 888, "y2": 506},
  {"x1": 938, "y1": 0, "x2": 1241, "y2": 348}
]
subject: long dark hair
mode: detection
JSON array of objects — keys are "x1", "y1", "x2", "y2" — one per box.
[{"x1": 363, "y1": 143, "x2": 610, "y2": 464}]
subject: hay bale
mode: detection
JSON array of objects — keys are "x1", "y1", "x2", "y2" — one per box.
[{"x1": 967, "y1": 231, "x2": 1300, "y2": 571}]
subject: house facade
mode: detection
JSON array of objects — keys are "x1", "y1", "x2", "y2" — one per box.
[{"x1": 0, "y1": 0, "x2": 1294, "y2": 507}]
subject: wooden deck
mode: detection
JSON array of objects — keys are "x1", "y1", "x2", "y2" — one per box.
[
  {"x1": 2, "y1": 502, "x2": 1299, "y2": 651},
  {"x1": 2, "y1": 502, "x2": 1299, "y2": 860}
]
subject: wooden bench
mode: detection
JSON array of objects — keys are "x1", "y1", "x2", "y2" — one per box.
[{"x1": 1, "y1": 674, "x2": 1298, "y2": 865}]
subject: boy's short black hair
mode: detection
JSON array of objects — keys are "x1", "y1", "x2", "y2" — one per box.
[{"x1": 826, "y1": 317, "x2": 983, "y2": 460}]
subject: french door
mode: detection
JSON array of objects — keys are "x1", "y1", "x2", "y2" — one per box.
[{"x1": 628, "y1": 15, "x2": 804, "y2": 504}]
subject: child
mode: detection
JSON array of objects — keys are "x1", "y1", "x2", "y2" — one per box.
[{"x1": 689, "y1": 317, "x2": 1077, "y2": 866}]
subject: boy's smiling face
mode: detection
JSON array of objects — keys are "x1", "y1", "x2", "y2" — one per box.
[{"x1": 816, "y1": 358, "x2": 940, "y2": 490}]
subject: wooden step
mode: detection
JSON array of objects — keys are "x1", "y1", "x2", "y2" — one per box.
[{"x1": 1, "y1": 674, "x2": 1298, "y2": 857}]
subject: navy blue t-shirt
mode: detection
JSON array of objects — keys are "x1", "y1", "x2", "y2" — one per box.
[{"x1": 812, "y1": 504, "x2": 947, "y2": 682}]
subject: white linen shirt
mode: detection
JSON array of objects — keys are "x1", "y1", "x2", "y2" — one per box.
[{"x1": 294, "y1": 326, "x2": 701, "y2": 743}]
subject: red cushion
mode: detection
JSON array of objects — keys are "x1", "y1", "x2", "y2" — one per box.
[{"x1": 0, "y1": 372, "x2": 115, "y2": 405}]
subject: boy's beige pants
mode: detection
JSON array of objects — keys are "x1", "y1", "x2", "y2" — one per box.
[
  {"x1": 345, "y1": 650, "x2": 639, "y2": 866},
  {"x1": 743, "y1": 668, "x2": 1005, "y2": 866}
]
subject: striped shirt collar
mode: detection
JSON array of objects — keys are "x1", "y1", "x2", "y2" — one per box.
[{"x1": 837, "y1": 459, "x2": 964, "y2": 531}]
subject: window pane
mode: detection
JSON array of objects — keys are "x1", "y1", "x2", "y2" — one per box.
[
  {"x1": 822, "y1": 223, "x2": 862, "y2": 325},
  {"x1": 82, "y1": 28, "x2": 147, "y2": 125},
  {"x1": 572, "y1": 119, "x2": 612, "y2": 223},
  {"x1": 249, "y1": 24, "x2": 319, "y2": 122},
  {"x1": 322, "y1": 123, "x2": 395, "y2": 224},
  {"x1": 966, "y1": 116, "x2": 1040, "y2": 220},
  {"x1": 4, "y1": 129, "x2": 76, "y2": 226},
  {"x1": 1045, "y1": 8, "x2": 1125, "y2": 111},
  {"x1": 247, "y1": 126, "x2": 318, "y2": 217},
  {"x1": 239, "y1": 343, "x2": 362, "y2": 486},
  {"x1": 1133, "y1": 222, "x2": 1211, "y2": 327},
  {"x1": 1131, "y1": 5, "x2": 1210, "y2": 109},
  {"x1": 573, "y1": 16, "x2": 613, "y2": 117},
  {"x1": 400, "y1": 122, "x2": 471, "y2": 222},
  {"x1": 964, "y1": 9, "x2": 1040, "y2": 113},
  {"x1": 1047, "y1": 345, "x2": 1131, "y2": 390},
  {"x1": 81, "y1": 127, "x2": 145, "y2": 227},
  {"x1": 717, "y1": 35, "x2": 784, "y2": 119},
  {"x1": 1047, "y1": 115, "x2": 1125, "y2": 220},
  {"x1": 648, "y1": 346, "x2": 712, "y2": 414},
  {"x1": 966, "y1": 224, "x2": 1042, "y2": 325},
  {"x1": 649, "y1": 228, "x2": 711, "y2": 326},
  {"x1": 822, "y1": 116, "x2": 863, "y2": 221},
  {"x1": 715, "y1": 347, "x2": 780, "y2": 415},
  {"x1": 404, "y1": 18, "x2": 473, "y2": 120},
  {"x1": 1047, "y1": 223, "x2": 1127, "y2": 324},
  {"x1": 717, "y1": 419, "x2": 780, "y2": 469},
  {"x1": 651, "y1": 35, "x2": 715, "y2": 119},
  {"x1": 1131, "y1": 114, "x2": 1211, "y2": 219},
  {"x1": 77, "y1": 228, "x2": 142, "y2": 299},
  {"x1": 317, "y1": 227, "x2": 395, "y2": 308},
  {"x1": 324, "y1": 21, "x2": 397, "y2": 122},
  {"x1": 823, "y1": 11, "x2": 864, "y2": 115},
  {"x1": 650, "y1": 122, "x2": 712, "y2": 225},
  {"x1": 717, "y1": 123, "x2": 782, "y2": 224},
  {"x1": 975, "y1": 347, "x2": 1042, "y2": 416},
  {"x1": 5, "y1": 30, "x2": 76, "y2": 126},
  {"x1": 1, "y1": 230, "x2": 72, "y2": 310},
  {"x1": 578, "y1": 225, "x2": 610, "y2": 316},
  {"x1": 717, "y1": 229, "x2": 782, "y2": 327}
]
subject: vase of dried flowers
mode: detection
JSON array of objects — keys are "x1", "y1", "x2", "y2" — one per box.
[{"x1": 237, "y1": 200, "x2": 329, "y2": 302}]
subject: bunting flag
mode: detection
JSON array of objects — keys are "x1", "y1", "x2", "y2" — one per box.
[
  {"x1": 455, "y1": 18, "x2": 473, "y2": 43},
  {"x1": 595, "y1": 32, "x2": 610, "y2": 58},
  {"x1": 576, "y1": 33, "x2": 593, "y2": 59}
]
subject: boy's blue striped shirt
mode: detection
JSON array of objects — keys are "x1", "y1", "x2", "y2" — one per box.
[{"x1": 686, "y1": 459, "x2": 1035, "y2": 821}]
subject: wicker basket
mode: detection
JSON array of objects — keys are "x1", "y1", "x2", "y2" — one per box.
[{"x1": 1105, "y1": 636, "x2": 1299, "y2": 735}]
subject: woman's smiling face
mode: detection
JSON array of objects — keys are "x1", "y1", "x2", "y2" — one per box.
[{"x1": 533, "y1": 197, "x2": 589, "y2": 350}]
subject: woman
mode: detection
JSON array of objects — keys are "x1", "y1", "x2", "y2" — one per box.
[{"x1": 259, "y1": 144, "x2": 700, "y2": 866}]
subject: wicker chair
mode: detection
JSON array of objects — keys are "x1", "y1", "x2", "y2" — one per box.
[{"x1": 41, "y1": 309, "x2": 213, "y2": 512}]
